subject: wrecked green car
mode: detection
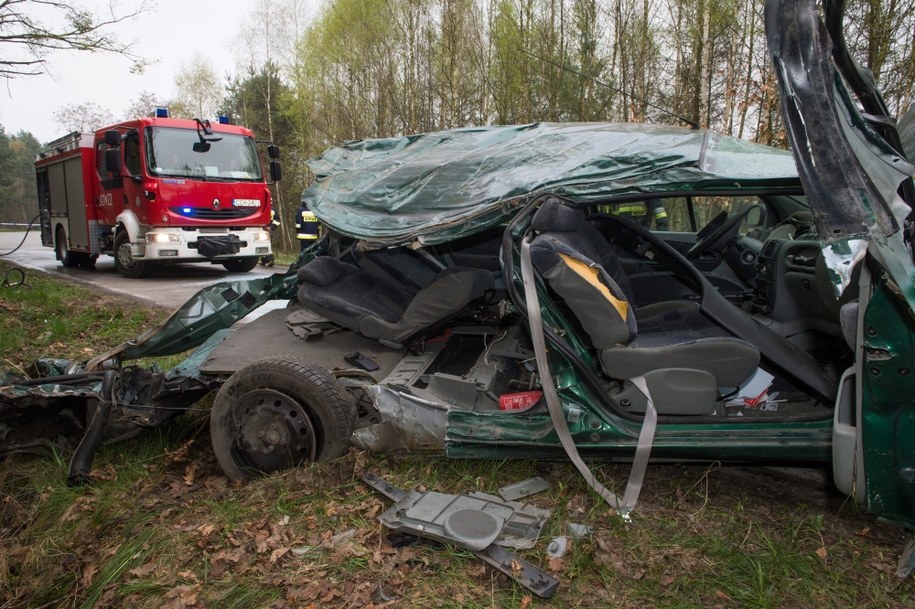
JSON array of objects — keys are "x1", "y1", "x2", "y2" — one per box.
[{"x1": 2, "y1": 0, "x2": 913, "y2": 574}]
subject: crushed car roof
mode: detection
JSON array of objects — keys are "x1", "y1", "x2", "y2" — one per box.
[{"x1": 303, "y1": 122, "x2": 801, "y2": 245}]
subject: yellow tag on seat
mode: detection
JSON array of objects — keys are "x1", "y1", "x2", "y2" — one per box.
[{"x1": 558, "y1": 253, "x2": 629, "y2": 320}]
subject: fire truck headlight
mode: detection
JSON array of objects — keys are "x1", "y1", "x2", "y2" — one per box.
[
  {"x1": 148, "y1": 233, "x2": 180, "y2": 244},
  {"x1": 254, "y1": 231, "x2": 270, "y2": 242}
]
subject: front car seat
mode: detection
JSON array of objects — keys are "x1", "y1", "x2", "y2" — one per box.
[{"x1": 529, "y1": 197, "x2": 760, "y2": 414}]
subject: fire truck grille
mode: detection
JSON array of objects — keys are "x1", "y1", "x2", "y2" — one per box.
[{"x1": 170, "y1": 207, "x2": 258, "y2": 220}]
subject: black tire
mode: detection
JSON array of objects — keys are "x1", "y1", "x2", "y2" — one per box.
[
  {"x1": 113, "y1": 231, "x2": 150, "y2": 278},
  {"x1": 210, "y1": 358, "x2": 357, "y2": 481},
  {"x1": 222, "y1": 257, "x2": 259, "y2": 273},
  {"x1": 56, "y1": 227, "x2": 78, "y2": 268}
]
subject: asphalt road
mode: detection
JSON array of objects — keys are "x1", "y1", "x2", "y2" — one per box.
[{"x1": 0, "y1": 229, "x2": 281, "y2": 309}]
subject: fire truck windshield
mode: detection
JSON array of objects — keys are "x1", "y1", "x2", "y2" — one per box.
[{"x1": 146, "y1": 127, "x2": 263, "y2": 181}]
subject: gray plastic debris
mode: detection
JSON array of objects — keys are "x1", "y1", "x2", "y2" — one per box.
[
  {"x1": 546, "y1": 536, "x2": 569, "y2": 558},
  {"x1": 498, "y1": 476, "x2": 550, "y2": 501},
  {"x1": 444, "y1": 508, "x2": 504, "y2": 550},
  {"x1": 362, "y1": 472, "x2": 550, "y2": 550},
  {"x1": 362, "y1": 471, "x2": 560, "y2": 598},
  {"x1": 379, "y1": 491, "x2": 510, "y2": 551},
  {"x1": 331, "y1": 528, "x2": 357, "y2": 547},
  {"x1": 566, "y1": 522, "x2": 592, "y2": 540},
  {"x1": 467, "y1": 492, "x2": 550, "y2": 550}
]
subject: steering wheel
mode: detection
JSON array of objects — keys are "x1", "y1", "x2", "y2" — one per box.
[{"x1": 687, "y1": 206, "x2": 755, "y2": 259}]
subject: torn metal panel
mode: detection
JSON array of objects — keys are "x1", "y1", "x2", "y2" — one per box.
[
  {"x1": 304, "y1": 123, "x2": 801, "y2": 246},
  {"x1": 0, "y1": 332, "x2": 222, "y2": 457},
  {"x1": 352, "y1": 386, "x2": 449, "y2": 451},
  {"x1": 351, "y1": 385, "x2": 561, "y2": 454},
  {"x1": 819, "y1": 238, "x2": 867, "y2": 297},
  {"x1": 766, "y1": 0, "x2": 912, "y2": 246},
  {"x1": 899, "y1": 107, "x2": 915, "y2": 163},
  {"x1": 446, "y1": 409, "x2": 559, "y2": 444},
  {"x1": 350, "y1": 421, "x2": 411, "y2": 453},
  {"x1": 85, "y1": 272, "x2": 298, "y2": 369}
]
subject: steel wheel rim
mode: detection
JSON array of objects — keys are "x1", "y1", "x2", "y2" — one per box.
[
  {"x1": 116, "y1": 241, "x2": 135, "y2": 269},
  {"x1": 229, "y1": 388, "x2": 318, "y2": 473}
]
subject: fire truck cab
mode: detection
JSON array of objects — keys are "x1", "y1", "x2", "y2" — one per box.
[{"x1": 35, "y1": 113, "x2": 281, "y2": 278}]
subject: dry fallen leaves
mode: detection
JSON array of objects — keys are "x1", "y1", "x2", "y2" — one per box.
[
  {"x1": 81, "y1": 561, "x2": 98, "y2": 586},
  {"x1": 127, "y1": 560, "x2": 158, "y2": 578},
  {"x1": 162, "y1": 583, "x2": 202, "y2": 609},
  {"x1": 164, "y1": 440, "x2": 195, "y2": 465},
  {"x1": 183, "y1": 463, "x2": 198, "y2": 486}
]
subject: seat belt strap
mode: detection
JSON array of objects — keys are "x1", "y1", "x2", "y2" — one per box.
[{"x1": 520, "y1": 236, "x2": 657, "y2": 519}]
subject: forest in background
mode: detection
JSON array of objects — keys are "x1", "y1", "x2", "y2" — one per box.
[{"x1": 2, "y1": 0, "x2": 913, "y2": 249}]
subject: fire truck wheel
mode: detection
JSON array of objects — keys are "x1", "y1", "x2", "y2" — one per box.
[
  {"x1": 210, "y1": 358, "x2": 357, "y2": 481},
  {"x1": 55, "y1": 227, "x2": 78, "y2": 268},
  {"x1": 222, "y1": 257, "x2": 259, "y2": 273},
  {"x1": 114, "y1": 231, "x2": 150, "y2": 278}
]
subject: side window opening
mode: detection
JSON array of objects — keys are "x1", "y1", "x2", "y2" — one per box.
[
  {"x1": 124, "y1": 132, "x2": 142, "y2": 176},
  {"x1": 666, "y1": 196, "x2": 766, "y2": 234},
  {"x1": 95, "y1": 141, "x2": 112, "y2": 179}
]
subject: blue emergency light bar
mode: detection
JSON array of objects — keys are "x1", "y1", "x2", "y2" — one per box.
[
  {"x1": 217, "y1": 115, "x2": 230, "y2": 124},
  {"x1": 155, "y1": 106, "x2": 169, "y2": 118}
]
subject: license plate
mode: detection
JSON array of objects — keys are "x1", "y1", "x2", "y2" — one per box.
[{"x1": 233, "y1": 199, "x2": 260, "y2": 207}]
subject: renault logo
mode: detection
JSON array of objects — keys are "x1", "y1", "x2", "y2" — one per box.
[{"x1": 212, "y1": 198, "x2": 221, "y2": 209}]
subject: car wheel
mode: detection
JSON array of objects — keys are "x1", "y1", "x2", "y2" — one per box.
[
  {"x1": 113, "y1": 231, "x2": 150, "y2": 278},
  {"x1": 210, "y1": 358, "x2": 357, "y2": 481},
  {"x1": 55, "y1": 227, "x2": 78, "y2": 268},
  {"x1": 222, "y1": 257, "x2": 259, "y2": 273}
]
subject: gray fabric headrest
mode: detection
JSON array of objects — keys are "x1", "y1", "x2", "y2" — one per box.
[
  {"x1": 297, "y1": 256, "x2": 344, "y2": 286},
  {"x1": 531, "y1": 197, "x2": 584, "y2": 233}
]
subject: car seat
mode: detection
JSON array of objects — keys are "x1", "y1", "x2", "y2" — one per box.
[
  {"x1": 528, "y1": 197, "x2": 760, "y2": 414},
  {"x1": 296, "y1": 254, "x2": 494, "y2": 349}
]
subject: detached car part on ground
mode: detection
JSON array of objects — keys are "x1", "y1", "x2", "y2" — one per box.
[{"x1": 1, "y1": 0, "x2": 913, "y2": 576}]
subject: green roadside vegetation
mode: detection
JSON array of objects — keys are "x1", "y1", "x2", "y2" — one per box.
[{"x1": 1, "y1": 260, "x2": 913, "y2": 608}]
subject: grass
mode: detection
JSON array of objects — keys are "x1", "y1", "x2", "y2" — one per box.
[
  {"x1": 0, "y1": 260, "x2": 167, "y2": 371},
  {"x1": 1, "y1": 261, "x2": 914, "y2": 607}
]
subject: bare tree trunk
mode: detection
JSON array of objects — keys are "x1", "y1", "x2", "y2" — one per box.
[
  {"x1": 699, "y1": 0, "x2": 711, "y2": 128},
  {"x1": 737, "y1": 2, "x2": 759, "y2": 140}
]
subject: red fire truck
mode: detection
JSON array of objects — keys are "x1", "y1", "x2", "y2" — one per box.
[{"x1": 35, "y1": 112, "x2": 281, "y2": 278}]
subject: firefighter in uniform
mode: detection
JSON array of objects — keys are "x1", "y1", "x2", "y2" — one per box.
[
  {"x1": 260, "y1": 208, "x2": 281, "y2": 266},
  {"x1": 295, "y1": 198, "x2": 320, "y2": 251},
  {"x1": 598, "y1": 198, "x2": 669, "y2": 230}
]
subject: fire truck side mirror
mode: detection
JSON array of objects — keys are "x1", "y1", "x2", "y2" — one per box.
[
  {"x1": 104, "y1": 148, "x2": 121, "y2": 174},
  {"x1": 269, "y1": 160, "x2": 282, "y2": 182},
  {"x1": 104, "y1": 130, "x2": 121, "y2": 146},
  {"x1": 267, "y1": 144, "x2": 280, "y2": 159}
]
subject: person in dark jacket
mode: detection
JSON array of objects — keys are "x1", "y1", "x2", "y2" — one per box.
[{"x1": 295, "y1": 199, "x2": 320, "y2": 251}]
